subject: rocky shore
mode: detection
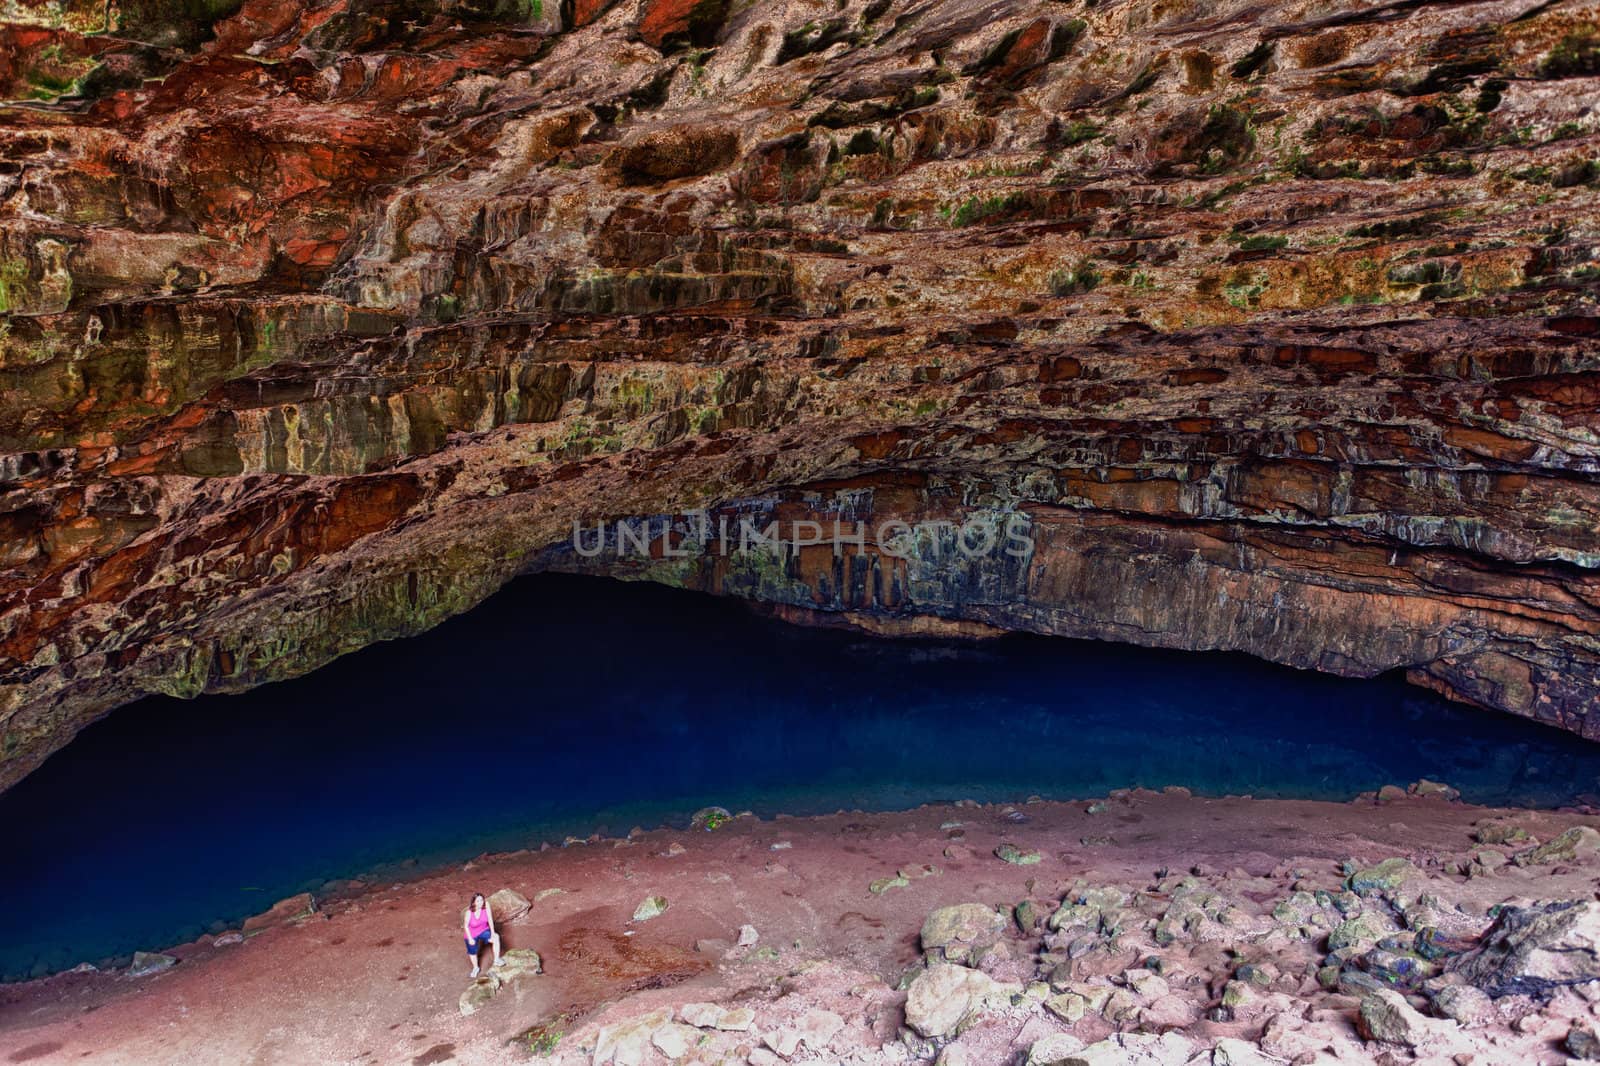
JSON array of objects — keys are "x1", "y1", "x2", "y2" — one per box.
[{"x1": 7, "y1": 789, "x2": 1600, "y2": 1064}]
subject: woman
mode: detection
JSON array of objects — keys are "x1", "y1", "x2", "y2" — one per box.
[{"x1": 462, "y1": 892, "x2": 503, "y2": 978}]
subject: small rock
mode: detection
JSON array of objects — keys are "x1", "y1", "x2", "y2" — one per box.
[
  {"x1": 651, "y1": 1022, "x2": 701, "y2": 1059},
  {"x1": 1211, "y1": 1038, "x2": 1281, "y2": 1066},
  {"x1": 1045, "y1": 992, "x2": 1086, "y2": 1022},
  {"x1": 242, "y1": 892, "x2": 316, "y2": 933},
  {"x1": 1357, "y1": 988, "x2": 1435, "y2": 1046},
  {"x1": 1060, "y1": 1033, "x2": 1195, "y2": 1064},
  {"x1": 213, "y1": 933, "x2": 244, "y2": 948},
  {"x1": 458, "y1": 974, "x2": 500, "y2": 1016},
  {"x1": 1025, "y1": 1033, "x2": 1086, "y2": 1066},
  {"x1": 764, "y1": 1029, "x2": 801, "y2": 1057},
  {"x1": 1329, "y1": 913, "x2": 1388, "y2": 951},
  {"x1": 127, "y1": 951, "x2": 177, "y2": 977},
  {"x1": 1124, "y1": 968, "x2": 1167, "y2": 999},
  {"x1": 1473, "y1": 823, "x2": 1530, "y2": 846},
  {"x1": 592, "y1": 1009, "x2": 671, "y2": 1064},
  {"x1": 632, "y1": 895, "x2": 669, "y2": 921},
  {"x1": 689, "y1": 806, "x2": 733, "y2": 831},
  {"x1": 1140, "y1": 994, "x2": 1199, "y2": 1027},
  {"x1": 921, "y1": 903, "x2": 1008, "y2": 963},
  {"x1": 737, "y1": 924, "x2": 759, "y2": 946},
  {"x1": 1347, "y1": 858, "x2": 1421, "y2": 897},
  {"x1": 1432, "y1": 984, "x2": 1494, "y2": 1027},
  {"x1": 679, "y1": 1002, "x2": 754, "y2": 1031},
  {"x1": 995, "y1": 843, "x2": 1042, "y2": 865},
  {"x1": 798, "y1": 1008, "x2": 843, "y2": 1049},
  {"x1": 1409, "y1": 779, "x2": 1460, "y2": 801},
  {"x1": 1568, "y1": 1024, "x2": 1600, "y2": 1059},
  {"x1": 534, "y1": 887, "x2": 565, "y2": 901},
  {"x1": 869, "y1": 875, "x2": 910, "y2": 894},
  {"x1": 1102, "y1": 987, "x2": 1140, "y2": 1023},
  {"x1": 499, "y1": 947, "x2": 542, "y2": 978}
]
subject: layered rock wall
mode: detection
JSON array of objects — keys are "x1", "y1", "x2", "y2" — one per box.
[{"x1": 1, "y1": 0, "x2": 1598, "y2": 787}]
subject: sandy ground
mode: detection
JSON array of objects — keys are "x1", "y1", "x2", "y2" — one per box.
[{"x1": 3, "y1": 789, "x2": 1599, "y2": 1066}]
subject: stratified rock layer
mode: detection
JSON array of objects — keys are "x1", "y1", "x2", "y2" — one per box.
[{"x1": 1, "y1": 0, "x2": 1598, "y2": 787}]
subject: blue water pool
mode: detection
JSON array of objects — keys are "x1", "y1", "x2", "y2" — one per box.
[{"x1": 3, "y1": 572, "x2": 1599, "y2": 979}]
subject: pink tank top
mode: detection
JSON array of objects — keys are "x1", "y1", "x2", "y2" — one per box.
[{"x1": 467, "y1": 907, "x2": 490, "y2": 938}]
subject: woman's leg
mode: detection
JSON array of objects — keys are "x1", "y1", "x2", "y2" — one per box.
[
  {"x1": 469, "y1": 939, "x2": 480, "y2": 977},
  {"x1": 491, "y1": 932, "x2": 502, "y2": 966}
]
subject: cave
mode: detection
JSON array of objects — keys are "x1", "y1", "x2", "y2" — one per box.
[{"x1": 2, "y1": 0, "x2": 1600, "y2": 1060}]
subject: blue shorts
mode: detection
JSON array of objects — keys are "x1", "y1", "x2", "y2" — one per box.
[{"x1": 466, "y1": 930, "x2": 493, "y2": 956}]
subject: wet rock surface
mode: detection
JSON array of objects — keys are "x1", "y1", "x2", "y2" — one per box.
[{"x1": 2, "y1": 0, "x2": 1599, "y2": 787}]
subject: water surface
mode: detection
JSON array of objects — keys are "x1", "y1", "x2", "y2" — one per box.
[{"x1": 3, "y1": 573, "x2": 1599, "y2": 979}]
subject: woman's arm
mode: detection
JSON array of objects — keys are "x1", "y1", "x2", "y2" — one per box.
[
  {"x1": 487, "y1": 904, "x2": 496, "y2": 934},
  {"x1": 463, "y1": 910, "x2": 472, "y2": 939}
]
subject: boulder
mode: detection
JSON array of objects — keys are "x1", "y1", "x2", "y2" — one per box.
[
  {"x1": 904, "y1": 963, "x2": 1017, "y2": 1039},
  {"x1": 1451, "y1": 900, "x2": 1600, "y2": 996},
  {"x1": 488, "y1": 888, "x2": 530, "y2": 924},
  {"x1": 127, "y1": 951, "x2": 177, "y2": 977},
  {"x1": 1514, "y1": 826, "x2": 1600, "y2": 867},
  {"x1": 921, "y1": 903, "x2": 1009, "y2": 963}
]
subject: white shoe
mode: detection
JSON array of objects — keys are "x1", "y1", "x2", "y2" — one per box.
[
  {"x1": 492, "y1": 958, "x2": 505, "y2": 968},
  {"x1": 470, "y1": 965, "x2": 480, "y2": 978}
]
